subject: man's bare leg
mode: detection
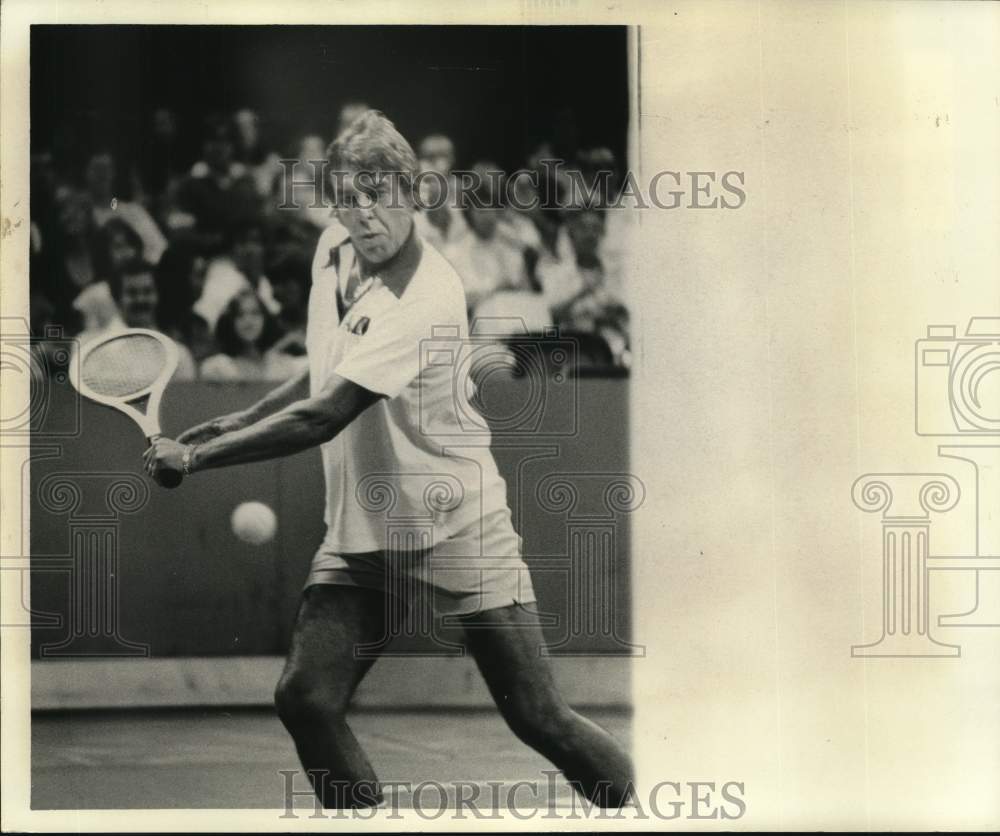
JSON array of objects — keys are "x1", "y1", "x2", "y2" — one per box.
[
  {"x1": 460, "y1": 603, "x2": 634, "y2": 807},
  {"x1": 274, "y1": 585, "x2": 397, "y2": 808}
]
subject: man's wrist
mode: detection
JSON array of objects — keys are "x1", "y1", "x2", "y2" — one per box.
[{"x1": 182, "y1": 443, "x2": 200, "y2": 476}]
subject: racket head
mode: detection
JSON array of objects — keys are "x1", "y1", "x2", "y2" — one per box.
[{"x1": 70, "y1": 328, "x2": 179, "y2": 439}]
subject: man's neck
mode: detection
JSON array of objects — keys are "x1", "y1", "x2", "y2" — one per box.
[{"x1": 356, "y1": 218, "x2": 421, "y2": 297}]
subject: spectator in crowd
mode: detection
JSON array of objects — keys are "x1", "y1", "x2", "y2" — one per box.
[
  {"x1": 418, "y1": 133, "x2": 456, "y2": 177},
  {"x1": 448, "y1": 162, "x2": 533, "y2": 314},
  {"x1": 138, "y1": 108, "x2": 188, "y2": 215},
  {"x1": 266, "y1": 248, "x2": 311, "y2": 360},
  {"x1": 200, "y1": 288, "x2": 305, "y2": 381},
  {"x1": 166, "y1": 114, "x2": 261, "y2": 254},
  {"x1": 413, "y1": 133, "x2": 470, "y2": 263},
  {"x1": 194, "y1": 221, "x2": 279, "y2": 333},
  {"x1": 233, "y1": 108, "x2": 282, "y2": 197},
  {"x1": 95, "y1": 218, "x2": 145, "y2": 280},
  {"x1": 155, "y1": 244, "x2": 215, "y2": 363},
  {"x1": 92, "y1": 259, "x2": 198, "y2": 379},
  {"x1": 544, "y1": 207, "x2": 629, "y2": 365},
  {"x1": 574, "y1": 147, "x2": 635, "y2": 290},
  {"x1": 35, "y1": 187, "x2": 102, "y2": 333},
  {"x1": 85, "y1": 151, "x2": 168, "y2": 265},
  {"x1": 276, "y1": 133, "x2": 335, "y2": 231}
]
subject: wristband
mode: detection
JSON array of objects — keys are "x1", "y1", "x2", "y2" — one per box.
[{"x1": 182, "y1": 444, "x2": 197, "y2": 476}]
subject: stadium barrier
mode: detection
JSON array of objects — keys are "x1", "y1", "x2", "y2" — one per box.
[{"x1": 29, "y1": 374, "x2": 635, "y2": 708}]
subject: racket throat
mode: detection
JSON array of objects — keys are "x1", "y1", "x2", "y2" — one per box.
[{"x1": 126, "y1": 392, "x2": 153, "y2": 416}]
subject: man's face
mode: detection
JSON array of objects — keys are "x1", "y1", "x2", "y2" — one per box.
[
  {"x1": 335, "y1": 169, "x2": 413, "y2": 265},
  {"x1": 109, "y1": 230, "x2": 140, "y2": 271},
  {"x1": 567, "y1": 211, "x2": 604, "y2": 261},
  {"x1": 204, "y1": 133, "x2": 233, "y2": 173},
  {"x1": 120, "y1": 272, "x2": 158, "y2": 327},
  {"x1": 418, "y1": 136, "x2": 455, "y2": 175}
]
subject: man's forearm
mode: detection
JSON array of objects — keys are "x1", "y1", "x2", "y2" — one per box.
[
  {"x1": 241, "y1": 367, "x2": 311, "y2": 424},
  {"x1": 189, "y1": 386, "x2": 373, "y2": 473}
]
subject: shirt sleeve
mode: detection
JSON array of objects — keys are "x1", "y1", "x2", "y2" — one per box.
[{"x1": 333, "y1": 296, "x2": 447, "y2": 399}]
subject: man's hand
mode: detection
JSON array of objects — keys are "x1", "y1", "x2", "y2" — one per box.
[
  {"x1": 177, "y1": 411, "x2": 249, "y2": 445},
  {"x1": 143, "y1": 437, "x2": 188, "y2": 483}
]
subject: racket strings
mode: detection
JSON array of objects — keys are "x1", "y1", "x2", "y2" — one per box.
[{"x1": 81, "y1": 333, "x2": 168, "y2": 398}]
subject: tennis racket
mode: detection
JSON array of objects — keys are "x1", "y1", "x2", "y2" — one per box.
[{"x1": 69, "y1": 328, "x2": 183, "y2": 488}]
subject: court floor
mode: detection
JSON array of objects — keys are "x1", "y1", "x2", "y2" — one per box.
[{"x1": 32, "y1": 707, "x2": 630, "y2": 811}]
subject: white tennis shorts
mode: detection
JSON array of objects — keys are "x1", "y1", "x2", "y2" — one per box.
[{"x1": 306, "y1": 508, "x2": 537, "y2": 616}]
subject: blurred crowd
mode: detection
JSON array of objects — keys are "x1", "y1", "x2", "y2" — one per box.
[{"x1": 30, "y1": 102, "x2": 633, "y2": 381}]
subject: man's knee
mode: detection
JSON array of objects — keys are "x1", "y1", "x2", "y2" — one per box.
[
  {"x1": 274, "y1": 669, "x2": 350, "y2": 730},
  {"x1": 501, "y1": 691, "x2": 577, "y2": 749}
]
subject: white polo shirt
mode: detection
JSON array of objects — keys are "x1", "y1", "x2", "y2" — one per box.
[{"x1": 308, "y1": 221, "x2": 511, "y2": 552}]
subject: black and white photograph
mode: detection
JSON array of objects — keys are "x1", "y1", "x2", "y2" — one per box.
[
  {"x1": 2, "y1": 0, "x2": 999, "y2": 831},
  {"x1": 22, "y1": 15, "x2": 639, "y2": 817}
]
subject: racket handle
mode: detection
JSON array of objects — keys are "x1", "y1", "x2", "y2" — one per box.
[
  {"x1": 156, "y1": 468, "x2": 184, "y2": 489},
  {"x1": 147, "y1": 434, "x2": 184, "y2": 489}
]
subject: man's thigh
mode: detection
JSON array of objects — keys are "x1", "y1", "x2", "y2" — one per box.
[
  {"x1": 281, "y1": 584, "x2": 400, "y2": 696},
  {"x1": 459, "y1": 604, "x2": 560, "y2": 701}
]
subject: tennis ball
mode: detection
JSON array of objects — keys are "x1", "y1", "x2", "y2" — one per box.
[{"x1": 231, "y1": 501, "x2": 277, "y2": 546}]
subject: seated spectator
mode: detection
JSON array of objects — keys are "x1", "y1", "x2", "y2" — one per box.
[
  {"x1": 274, "y1": 133, "x2": 336, "y2": 230},
  {"x1": 95, "y1": 218, "x2": 145, "y2": 280},
  {"x1": 137, "y1": 108, "x2": 188, "y2": 216},
  {"x1": 413, "y1": 135, "x2": 469, "y2": 263},
  {"x1": 233, "y1": 108, "x2": 282, "y2": 197},
  {"x1": 574, "y1": 147, "x2": 636, "y2": 292},
  {"x1": 86, "y1": 151, "x2": 167, "y2": 265},
  {"x1": 200, "y1": 289, "x2": 305, "y2": 381},
  {"x1": 166, "y1": 113, "x2": 261, "y2": 254},
  {"x1": 36, "y1": 187, "x2": 102, "y2": 333},
  {"x1": 447, "y1": 162, "x2": 533, "y2": 314},
  {"x1": 545, "y1": 208, "x2": 629, "y2": 366},
  {"x1": 194, "y1": 221, "x2": 279, "y2": 332},
  {"x1": 266, "y1": 248, "x2": 311, "y2": 359},
  {"x1": 73, "y1": 281, "x2": 121, "y2": 342},
  {"x1": 418, "y1": 133, "x2": 456, "y2": 177},
  {"x1": 155, "y1": 244, "x2": 215, "y2": 363},
  {"x1": 90, "y1": 259, "x2": 197, "y2": 379}
]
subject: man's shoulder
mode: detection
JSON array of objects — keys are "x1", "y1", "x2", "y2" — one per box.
[
  {"x1": 312, "y1": 220, "x2": 352, "y2": 277},
  {"x1": 317, "y1": 219, "x2": 351, "y2": 249},
  {"x1": 409, "y1": 237, "x2": 465, "y2": 307}
]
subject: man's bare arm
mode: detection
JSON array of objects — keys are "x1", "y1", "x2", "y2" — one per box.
[
  {"x1": 182, "y1": 374, "x2": 381, "y2": 473},
  {"x1": 176, "y1": 366, "x2": 311, "y2": 444}
]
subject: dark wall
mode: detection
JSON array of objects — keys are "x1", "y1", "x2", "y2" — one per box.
[
  {"x1": 31, "y1": 25, "x2": 629, "y2": 178},
  {"x1": 30, "y1": 377, "x2": 635, "y2": 659}
]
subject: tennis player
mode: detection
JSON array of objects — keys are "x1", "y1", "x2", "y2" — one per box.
[{"x1": 144, "y1": 111, "x2": 633, "y2": 809}]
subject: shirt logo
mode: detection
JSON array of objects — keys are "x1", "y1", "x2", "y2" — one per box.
[{"x1": 346, "y1": 315, "x2": 370, "y2": 335}]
